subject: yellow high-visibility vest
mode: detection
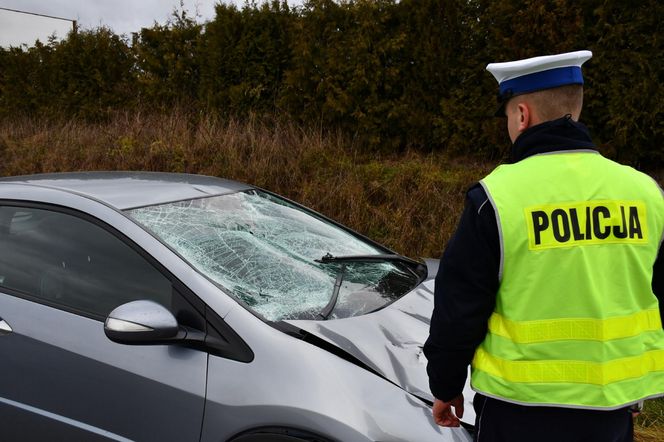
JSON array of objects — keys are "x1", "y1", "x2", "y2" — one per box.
[{"x1": 471, "y1": 150, "x2": 664, "y2": 409}]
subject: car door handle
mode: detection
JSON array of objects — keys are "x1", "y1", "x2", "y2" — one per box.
[{"x1": 0, "y1": 318, "x2": 12, "y2": 335}]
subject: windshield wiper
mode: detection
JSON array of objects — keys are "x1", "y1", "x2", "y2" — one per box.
[
  {"x1": 315, "y1": 253, "x2": 427, "y2": 282},
  {"x1": 319, "y1": 264, "x2": 345, "y2": 320},
  {"x1": 315, "y1": 252, "x2": 422, "y2": 267}
]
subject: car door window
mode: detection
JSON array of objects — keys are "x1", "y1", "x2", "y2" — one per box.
[{"x1": 0, "y1": 206, "x2": 172, "y2": 318}]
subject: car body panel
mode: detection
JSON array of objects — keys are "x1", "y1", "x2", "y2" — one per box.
[
  {"x1": 0, "y1": 290, "x2": 207, "y2": 441},
  {"x1": 205, "y1": 305, "x2": 472, "y2": 442},
  {"x1": 0, "y1": 172, "x2": 252, "y2": 210},
  {"x1": 286, "y1": 268, "x2": 477, "y2": 426}
]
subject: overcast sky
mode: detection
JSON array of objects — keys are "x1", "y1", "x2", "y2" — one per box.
[{"x1": 0, "y1": 1, "x2": 303, "y2": 47}]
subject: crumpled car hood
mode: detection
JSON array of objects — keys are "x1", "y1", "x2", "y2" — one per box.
[{"x1": 285, "y1": 259, "x2": 476, "y2": 425}]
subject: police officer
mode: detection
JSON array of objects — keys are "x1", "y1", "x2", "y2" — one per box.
[{"x1": 423, "y1": 50, "x2": 664, "y2": 441}]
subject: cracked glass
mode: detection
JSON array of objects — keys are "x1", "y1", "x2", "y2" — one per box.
[{"x1": 128, "y1": 190, "x2": 419, "y2": 321}]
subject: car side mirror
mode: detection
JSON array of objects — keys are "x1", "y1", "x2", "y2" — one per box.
[{"x1": 104, "y1": 300, "x2": 182, "y2": 344}]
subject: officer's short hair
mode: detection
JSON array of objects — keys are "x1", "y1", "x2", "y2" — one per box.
[{"x1": 527, "y1": 85, "x2": 584, "y2": 121}]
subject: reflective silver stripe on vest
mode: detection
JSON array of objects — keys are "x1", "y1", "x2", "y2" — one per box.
[
  {"x1": 470, "y1": 385, "x2": 664, "y2": 411},
  {"x1": 533, "y1": 149, "x2": 600, "y2": 157},
  {"x1": 649, "y1": 178, "x2": 664, "y2": 250},
  {"x1": 479, "y1": 180, "x2": 504, "y2": 282}
]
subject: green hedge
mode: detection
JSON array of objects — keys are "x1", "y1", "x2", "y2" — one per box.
[{"x1": 0, "y1": 0, "x2": 661, "y2": 166}]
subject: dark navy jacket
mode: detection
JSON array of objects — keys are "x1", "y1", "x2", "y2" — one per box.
[{"x1": 423, "y1": 116, "x2": 664, "y2": 402}]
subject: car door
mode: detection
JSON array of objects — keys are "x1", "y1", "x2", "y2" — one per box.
[{"x1": 0, "y1": 204, "x2": 207, "y2": 441}]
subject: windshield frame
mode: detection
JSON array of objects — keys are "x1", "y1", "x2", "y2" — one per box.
[{"x1": 124, "y1": 186, "x2": 425, "y2": 322}]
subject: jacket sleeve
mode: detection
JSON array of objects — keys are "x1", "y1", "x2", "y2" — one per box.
[{"x1": 423, "y1": 184, "x2": 500, "y2": 402}]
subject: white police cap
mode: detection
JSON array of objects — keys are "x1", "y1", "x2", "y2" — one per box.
[{"x1": 487, "y1": 50, "x2": 592, "y2": 114}]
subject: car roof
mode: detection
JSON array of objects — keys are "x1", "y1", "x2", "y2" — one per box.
[{"x1": 0, "y1": 172, "x2": 253, "y2": 210}]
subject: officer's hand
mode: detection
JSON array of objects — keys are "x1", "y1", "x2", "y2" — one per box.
[{"x1": 432, "y1": 395, "x2": 464, "y2": 427}]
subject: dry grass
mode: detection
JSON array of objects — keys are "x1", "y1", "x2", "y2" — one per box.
[
  {"x1": 0, "y1": 110, "x2": 661, "y2": 257},
  {"x1": 0, "y1": 111, "x2": 492, "y2": 259},
  {"x1": 636, "y1": 427, "x2": 664, "y2": 442},
  {"x1": 636, "y1": 398, "x2": 664, "y2": 442}
]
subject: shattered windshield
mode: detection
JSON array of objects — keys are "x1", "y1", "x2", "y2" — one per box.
[{"x1": 128, "y1": 190, "x2": 420, "y2": 321}]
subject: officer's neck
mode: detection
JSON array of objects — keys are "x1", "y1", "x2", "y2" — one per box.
[{"x1": 510, "y1": 115, "x2": 596, "y2": 163}]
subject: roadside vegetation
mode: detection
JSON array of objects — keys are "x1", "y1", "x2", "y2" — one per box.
[
  {"x1": 636, "y1": 398, "x2": 664, "y2": 442},
  {"x1": 0, "y1": 112, "x2": 494, "y2": 258},
  {"x1": 1, "y1": 1, "x2": 661, "y2": 167}
]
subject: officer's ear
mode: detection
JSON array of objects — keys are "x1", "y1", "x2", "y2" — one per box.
[
  {"x1": 507, "y1": 99, "x2": 533, "y2": 143},
  {"x1": 516, "y1": 102, "x2": 531, "y2": 132}
]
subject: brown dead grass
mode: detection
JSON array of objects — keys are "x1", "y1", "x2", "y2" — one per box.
[
  {"x1": 0, "y1": 111, "x2": 492, "y2": 259},
  {"x1": 636, "y1": 428, "x2": 664, "y2": 442},
  {"x1": 1, "y1": 111, "x2": 661, "y2": 257},
  {"x1": 636, "y1": 398, "x2": 664, "y2": 442}
]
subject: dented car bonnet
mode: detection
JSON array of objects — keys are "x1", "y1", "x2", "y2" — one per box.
[{"x1": 286, "y1": 261, "x2": 476, "y2": 426}]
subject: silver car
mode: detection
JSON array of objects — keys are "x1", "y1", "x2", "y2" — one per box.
[{"x1": 0, "y1": 172, "x2": 474, "y2": 442}]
